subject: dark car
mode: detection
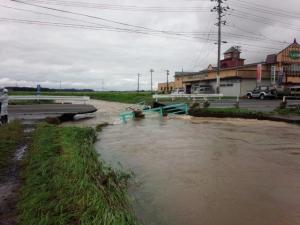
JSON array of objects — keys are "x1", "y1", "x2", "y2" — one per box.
[{"x1": 246, "y1": 86, "x2": 277, "y2": 100}]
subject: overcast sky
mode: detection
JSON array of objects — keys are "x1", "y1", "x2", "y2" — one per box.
[{"x1": 0, "y1": 0, "x2": 299, "y2": 90}]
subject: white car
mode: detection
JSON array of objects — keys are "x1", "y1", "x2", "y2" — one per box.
[
  {"x1": 246, "y1": 86, "x2": 277, "y2": 100},
  {"x1": 171, "y1": 89, "x2": 185, "y2": 95}
]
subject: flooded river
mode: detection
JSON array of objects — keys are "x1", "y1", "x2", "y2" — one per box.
[{"x1": 95, "y1": 117, "x2": 300, "y2": 225}]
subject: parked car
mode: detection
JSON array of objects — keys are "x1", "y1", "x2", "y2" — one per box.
[
  {"x1": 246, "y1": 86, "x2": 277, "y2": 100},
  {"x1": 171, "y1": 88, "x2": 185, "y2": 95},
  {"x1": 192, "y1": 86, "x2": 214, "y2": 94}
]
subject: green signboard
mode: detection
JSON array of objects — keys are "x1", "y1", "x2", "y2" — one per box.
[{"x1": 289, "y1": 50, "x2": 300, "y2": 60}]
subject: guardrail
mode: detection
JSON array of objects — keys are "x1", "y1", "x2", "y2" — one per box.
[
  {"x1": 153, "y1": 94, "x2": 224, "y2": 101},
  {"x1": 283, "y1": 96, "x2": 300, "y2": 101},
  {"x1": 283, "y1": 96, "x2": 300, "y2": 109},
  {"x1": 9, "y1": 95, "x2": 90, "y2": 104}
]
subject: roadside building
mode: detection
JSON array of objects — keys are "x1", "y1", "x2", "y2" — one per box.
[
  {"x1": 158, "y1": 40, "x2": 300, "y2": 96},
  {"x1": 158, "y1": 81, "x2": 176, "y2": 93}
]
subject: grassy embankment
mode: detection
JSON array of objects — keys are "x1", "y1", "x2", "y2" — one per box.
[
  {"x1": 10, "y1": 91, "x2": 153, "y2": 105},
  {"x1": 0, "y1": 121, "x2": 23, "y2": 175},
  {"x1": 275, "y1": 108, "x2": 300, "y2": 116},
  {"x1": 9, "y1": 100, "x2": 54, "y2": 105},
  {"x1": 18, "y1": 124, "x2": 137, "y2": 225}
]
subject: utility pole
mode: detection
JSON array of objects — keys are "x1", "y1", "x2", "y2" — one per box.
[
  {"x1": 100, "y1": 79, "x2": 104, "y2": 92},
  {"x1": 166, "y1": 70, "x2": 170, "y2": 93},
  {"x1": 211, "y1": 0, "x2": 229, "y2": 94},
  {"x1": 137, "y1": 73, "x2": 141, "y2": 92},
  {"x1": 60, "y1": 80, "x2": 62, "y2": 90},
  {"x1": 150, "y1": 69, "x2": 154, "y2": 93}
]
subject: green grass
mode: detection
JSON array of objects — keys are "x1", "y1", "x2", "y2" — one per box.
[
  {"x1": 9, "y1": 100, "x2": 54, "y2": 105},
  {"x1": 0, "y1": 121, "x2": 23, "y2": 173},
  {"x1": 275, "y1": 108, "x2": 300, "y2": 116},
  {"x1": 18, "y1": 124, "x2": 137, "y2": 225},
  {"x1": 10, "y1": 91, "x2": 238, "y2": 105},
  {"x1": 10, "y1": 91, "x2": 153, "y2": 104}
]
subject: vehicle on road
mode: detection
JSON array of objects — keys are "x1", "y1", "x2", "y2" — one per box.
[
  {"x1": 171, "y1": 88, "x2": 185, "y2": 95},
  {"x1": 246, "y1": 86, "x2": 277, "y2": 100},
  {"x1": 192, "y1": 85, "x2": 214, "y2": 94}
]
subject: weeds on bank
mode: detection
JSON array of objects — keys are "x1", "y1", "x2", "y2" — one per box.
[
  {"x1": 0, "y1": 120, "x2": 23, "y2": 174},
  {"x1": 11, "y1": 91, "x2": 153, "y2": 105},
  {"x1": 18, "y1": 124, "x2": 137, "y2": 225},
  {"x1": 275, "y1": 108, "x2": 300, "y2": 116}
]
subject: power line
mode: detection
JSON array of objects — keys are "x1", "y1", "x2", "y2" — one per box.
[
  {"x1": 2, "y1": 0, "x2": 291, "y2": 55},
  {"x1": 0, "y1": 3, "x2": 117, "y2": 28},
  {"x1": 9, "y1": 0, "x2": 181, "y2": 32},
  {"x1": 225, "y1": 23, "x2": 289, "y2": 45},
  {"x1": 231, "y1": 0, "x2": 300, "y2": 19},
  {"x1": 228, "y1": 11, "x2": 300, "y2": 33},
  {"x1": 9, "y1": 0, "x2": 222, "y2": 42},
  {"x1": 0, "y1": 3, "x2": 218, "y2": 38},
  {"x1": 190, "y1": 25, "x2": 215, "y2": 70},
  {"x1": 0, "y1": 17, "x2": 284, "y2": 51},
  {"x1": 12, "y1": 0, "x2": 212, "y2": 13},
  {"x1": 0, "y1": 17, "x2": 201, "y2": 41}
]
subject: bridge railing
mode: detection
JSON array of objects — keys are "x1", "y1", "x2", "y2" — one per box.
[
  {"x1": 9, "y1": 95, "x2": 90, "y2": 104},
  {"x1": 283, "y1": 96, "x2": 300, "y2": 109}
]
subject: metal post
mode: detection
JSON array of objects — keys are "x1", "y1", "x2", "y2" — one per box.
[
  {"x1": 166, "y1": 70, "x2": 169, "y2": 93},
  {"x1": 150, "y1": 69, "x2": 154, "y2": 93},
  {"x1": 211, "y1": 0, "x2": 229, "y2": 94},
  {"x1": 216, "y1": 0, "x2": 221, "y2": 94},
  {"x1": 137, "y1": 73, "x2": 141, "y2": 92}
]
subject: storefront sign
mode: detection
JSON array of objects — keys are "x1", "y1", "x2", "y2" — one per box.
[{"x1": 289, "y1": 50, "x2": 300, "y2": 60}]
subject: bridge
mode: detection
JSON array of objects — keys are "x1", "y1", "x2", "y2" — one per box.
[
  {"x1": 8, "y1": 95, "x2": 97, "y2": 121},
  {"x1": 9, "y1": 95, "x2": 90, "y2": 104}
]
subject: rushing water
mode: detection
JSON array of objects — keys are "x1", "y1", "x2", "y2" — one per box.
[{"x1": 95, "y1": 117, "x2": 300, "y2": 225}]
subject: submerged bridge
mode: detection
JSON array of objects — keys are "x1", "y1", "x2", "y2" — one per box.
[
  {"x1": 8, "y1": 95, "x2": 97, "y2": 121},
  {"x1": 120, "y1": 103, "x2": 189, "y2": 123},
  {"x1": 9, "y1": 104, "x2": 97, "y2": 121}
]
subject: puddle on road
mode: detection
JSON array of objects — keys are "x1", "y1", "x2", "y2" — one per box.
[{"x1": 96, "y1": 117, "x2": 300, "y2": 225}]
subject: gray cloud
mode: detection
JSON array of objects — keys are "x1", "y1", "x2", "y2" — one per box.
[{"x1": 0, "y1": 0, "x2": 299, "y2": 90}]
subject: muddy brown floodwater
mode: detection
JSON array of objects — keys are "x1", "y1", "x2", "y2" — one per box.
[{"x1": 95, "y1": 117, "x2": 300, "y2": 225}]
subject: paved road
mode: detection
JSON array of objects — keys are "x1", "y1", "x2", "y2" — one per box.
[{"x1": 9, "y1": 104, "x2": 97, "y2": 120}]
